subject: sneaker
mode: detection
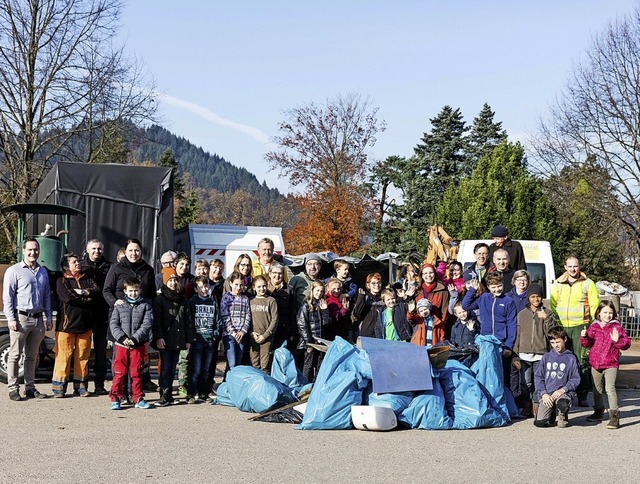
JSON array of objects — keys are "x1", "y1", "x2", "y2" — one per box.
[
  {"x1": 143, "y1": 381, "x2": 159, "y2": 392},
  {"x1": 557, "y1": 412, "x2": 569, "y2": 428},
  {"x1": 74, "y1": 389, "x2": 91, "y2": 397},
  {"x1": 200, "y1": 394, "x2": 213, "y2": 403},
  {"x1": 111, "y1": 401, "x2": 121, "y2": 410},
  {"x1": 25, "y1": 389, "x2": 47, "y2": 399},
  {"x1": 9, "y1": 390, "x2": 22, "y2": 401},
  {"x1": 178, "y1": 385, "x2": 188, "y2": 397},
  {"x1": 135, "y1": 398, "x2": 152, "y2": 409},
  {"x1": 156, "y1": 396, "x2": 169, "y2": 407},
  {"x1": 94, "y1": 387, "x2": 109, "y2": 396},
  {"x1": 123, "y1": 395, "x2": 133, "y2": 405},
  {"x1": 53, "y1": 392, "x2": 65, "y2": 398},
  {"x1": 186, "y1": 396, "x2": 197, "y2": 404}
]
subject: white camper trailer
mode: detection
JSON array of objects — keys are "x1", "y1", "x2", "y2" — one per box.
[{"x1": 174, "y1": 224, "x2": 286, "y2": 277}]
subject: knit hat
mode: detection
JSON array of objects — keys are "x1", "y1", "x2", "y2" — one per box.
[
  {"x1": 491, "y1": 225, "x2": 509, "y2": 237},
  {"x1": 305, "y1": 253, "x2": 322, "y2": 264},
  {"x1": 416, "y1": 298, "x2": 432, "y2": 310},
  {"x1": 526, "y1": 283, "x2": 543, "y2": 299},
  {"x1": 162, "y1": 267, "x2": 178, "y2": 285}
]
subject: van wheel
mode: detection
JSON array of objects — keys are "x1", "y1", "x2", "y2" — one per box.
[{"x1": 0, "y1": 333, "x2": 24, "y2": 384}]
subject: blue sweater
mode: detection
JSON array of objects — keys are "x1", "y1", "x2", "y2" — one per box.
[
  {"x1": 533, "y1": 349, "x2": 580, "y2": 400},
  {"x1": 462, "y1": 288, "x2": 517, "y2": 349}
]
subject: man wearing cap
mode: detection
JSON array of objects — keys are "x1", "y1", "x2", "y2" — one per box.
[
  {"x1": 2, "y1": 236, "x2": 53, "y2": 401},
  {"x1": 550, "y1": 256, "x2": 599, "y2": 406},
  {"x1": 488, "y1": 225, "x2": 526, "y2": 271},
  {"x1": 81, "y1": 238, "x2": 112, "y2": 395}
]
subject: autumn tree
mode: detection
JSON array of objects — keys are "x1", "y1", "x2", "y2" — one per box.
[
  {"x1": 265, "y1": 93, "x2": 385, "y2": 255},
  {"x1": 0, "y1": 0, "x2": 156, "y2": 252},
  {"x1": 532, "y1": 5, "x2": 640, "y2": 258}
]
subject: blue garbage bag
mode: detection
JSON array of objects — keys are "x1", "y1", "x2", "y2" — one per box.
[
  {"x1": 222, "y1": 366, "x2": 297, "y2": 413},
  {"x1": 438, "y1": 360, "x2": 508, "y2": 429},
  {"x1": 212, "y1": 382, "x2": 234, "y2": 407},
  {"x1": 398, "y1": 377, "x2": 453, "y2": 430},
  {"x1": 471, "y1": 335, "x2": 510, "y2": 422},
  {"x1": 297, "y1": 337, "x2": 372, "y2": 430},
  {"x1": 271, "y1": 347, "x2": 308, "y2": 393},
  {"x1": 365, "y1": 388, "x2": 414, "y2": 418}
]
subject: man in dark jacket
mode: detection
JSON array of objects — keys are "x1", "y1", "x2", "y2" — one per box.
[
  {"x1": 488, "y1": 225, "x2": 527, "y2": 271},
  {"x1": 81, "y1": 239, "x2": 112, "y2": 395}
]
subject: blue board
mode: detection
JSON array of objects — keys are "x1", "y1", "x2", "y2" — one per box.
[{"x1": 359, "y1": 337, "x2": 433, "y2": 393}]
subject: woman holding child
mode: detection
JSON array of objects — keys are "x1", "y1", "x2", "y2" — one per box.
[{"x1": 416, "y1": 263, "x2": 450, "y2": 331}]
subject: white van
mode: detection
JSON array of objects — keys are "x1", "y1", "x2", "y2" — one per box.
[
  {"x1": 457, "y1": 240, "x2": 556, "y2": 298},
  {"x1": 174, "y1": 224, "x2": 285, "y2": 277}
]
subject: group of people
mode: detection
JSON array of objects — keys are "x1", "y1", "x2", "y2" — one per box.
[{"x1": 2, "y1": 226, "x2": 632, "y2": 429}]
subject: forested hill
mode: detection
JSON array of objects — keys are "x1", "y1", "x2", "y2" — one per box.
[{"x1": 133, "y1": 124, "x2": 281, "y2": 198}]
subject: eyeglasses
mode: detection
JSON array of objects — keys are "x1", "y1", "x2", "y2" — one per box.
[{"x1": 161, "y1": 260, "x2": 174, "y2": 266}]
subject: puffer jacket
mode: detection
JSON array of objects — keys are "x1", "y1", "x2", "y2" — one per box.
[
  {"x1": 296, "y1": 301, "x2": 331, "y2": 349},
  {"x1": 580, "y1": 319, "x2": 631, "y2": 369},
  {"x1": 514, "y1": 305, "x2": 556, "y2": 355},
  {"x1": 109, "y1": 299, "x2": 153, "y2": 347},
  {"x1": 152, "y1": 286, "x2": 193, "y2": 350}
]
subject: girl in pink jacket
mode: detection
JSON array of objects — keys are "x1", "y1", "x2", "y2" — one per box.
[{"x1": 580, "y1": 300, "x2": 631, "y2": 429}]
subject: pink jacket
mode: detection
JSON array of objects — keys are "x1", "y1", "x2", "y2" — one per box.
[
  {"x1": 579, "y1": 319, "x2": 631, "y2": 370},
  {"x1": 436, "y1": 261, "x2": 464, "y2": 292},
  {"x1": 326, "y1": 294, "x2": 348, "y2": 323}
]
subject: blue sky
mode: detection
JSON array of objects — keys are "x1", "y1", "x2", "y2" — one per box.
[{"x1": 120, "y1": 0, "x2": 637, "y2": 193}]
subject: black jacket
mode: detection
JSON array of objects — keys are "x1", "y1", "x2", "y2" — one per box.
[
  {"x1": 81, "y1": 255, "x2": 112, "y2": 321},
  {"x1": 152, "y1": 286, "x2": 193, "y2": 350},
  {"x1": 296, "y1": 301, "x2": 331, "y2": 349},
  {"x1": 103, "y1": 258, "x2": 156, "y2": 308}
]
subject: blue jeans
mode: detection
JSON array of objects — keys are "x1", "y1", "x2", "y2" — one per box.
[
  {"x1": 223, "y1": 334, "x2": 246, "y2": 370},
  {"x1": 158, "y1": 349, "x2": 180, "y2": 391},
  {"x1": 189, "y1": 341, "x2": 215, "y2": 396}
]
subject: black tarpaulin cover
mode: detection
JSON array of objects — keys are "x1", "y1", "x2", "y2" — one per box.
[{"x1": 28, "y1": 162, "x2": 173, "y2": 266}]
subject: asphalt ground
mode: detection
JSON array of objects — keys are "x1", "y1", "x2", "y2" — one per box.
[{"x1": 2, "y1": 343, "x2": 640, "y2": 483}]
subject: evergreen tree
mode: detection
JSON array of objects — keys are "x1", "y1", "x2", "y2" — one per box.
[
  {"x1": 436, "y1": 141, "x2": 561, "y2": 245},
  {"x1": 158, "y1": 148, "x2": 184, "y2": 200},
  {"x1": 391, "y1": 106, "x2": 469, "y2": 253},
  {"x1": 175, "y1": 190, "x2": 200, "y2": 229},
  {"x1": 467, "y1": 103, "x2": 507, "y2": 165}
]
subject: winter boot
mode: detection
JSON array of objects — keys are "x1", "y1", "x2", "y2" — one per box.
[
  {"x1": 586, "y1": 407, "x2": 605, "y2": 422},
  {"x1": 607, "y1": 409, "x2": 620, "y2": 429},
  {"x1": 156, "y1": 388, "x2": 169, "y2": 407}
]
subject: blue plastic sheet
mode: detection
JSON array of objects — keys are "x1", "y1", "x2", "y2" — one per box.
[
  {"x1": 399, "y1": 378, "x2": 453, "y2": 430},
  {"x1": 470, "y1": 335, "x2": 511, "y2": 422},
  {"x1": 271, "y1": 347, "x2": 308, "y2": 393},
  {"x1": 216, "y1": 366, "x2": 297, "y2": 413},
  {"x1": 297, "y1": 337, "x2": 372, "y2": 430},
  {"x1": 438, "y1": 360, "x2": 508, "y2": 429},
  {"x1": 365, "y1": 387, "x2": 414, "y2": 417}
]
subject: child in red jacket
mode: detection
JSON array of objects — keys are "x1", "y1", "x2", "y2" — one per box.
[{"x1": 580, "y1": 300, "x2": 631, "y2": 429}]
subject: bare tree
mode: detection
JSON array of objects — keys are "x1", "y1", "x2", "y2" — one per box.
[
  {"x1": 532, "y1": 6, "x2": 640, "y2": 253},
  {"x1": 0, "y1": 0, "x2": 156, "y2": 251},
  {"x1": 265, "y1": 93, "x2": 385, "y2": 192}
]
